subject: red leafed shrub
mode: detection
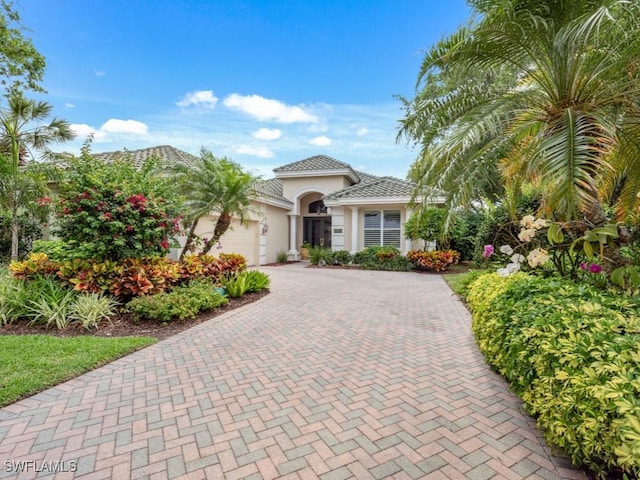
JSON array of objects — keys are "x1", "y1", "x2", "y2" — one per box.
[
  {"x1": 178, "y1": 254, "x2": 222, "y2": 282},
  {"x1": 217, "y1": 253, "x2": 247, "y2": 276},
  {"x1": 57, "y1": 258, "x2": 119, "y2": 293},
  {"x1": 407, "y1": 250, "x2": 461, "y2": 272},
  {"x1": 111, "y1": 257, "x2": 181, "y2": 298}
]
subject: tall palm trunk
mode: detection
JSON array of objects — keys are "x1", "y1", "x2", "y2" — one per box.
[
  {"x1": 179, "y1": 219, "x2": 199, "y2": 260},
  {"x1": 200, "y1": 212, "x2": 231, "y2": 256},
  {"x1": 10, "y1": 202, "x2": 18, "y2": 261}
]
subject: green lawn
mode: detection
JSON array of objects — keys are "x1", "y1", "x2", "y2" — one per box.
[
  {"x1": 0, "y1": 335, "x2": 156, "y2": 407},
  {"x1": 442, "y1": 273, "x2": 466, "y2": 295}
]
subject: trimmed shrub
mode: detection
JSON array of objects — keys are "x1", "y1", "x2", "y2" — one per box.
[
  {"x1": 127, "y1": 281, "x2": 228, "y2": 322},
  {"x1": 466, "y1": 272, "x2": 640, "y2": 478},
  {"x1": 407, "y1": 250, "x2": 460, "y2": 272},
  {"x1": 352, "y1": 246, "x2": 412, "y2": 271}
]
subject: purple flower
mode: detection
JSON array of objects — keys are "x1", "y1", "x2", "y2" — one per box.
[
  {"x1": 579, "y1": 262, "x2": 588, "y2": 271},
  {"x1": 483, "y1": 245, "x2": 495, "y2": 259},
  {"x1": 589, "y1": 263, "x2": 603, "y2": 274}
]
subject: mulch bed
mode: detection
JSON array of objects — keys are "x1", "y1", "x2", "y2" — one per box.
[{"x1": 0, "y1": 290, "x2": 270, "y2": 341}]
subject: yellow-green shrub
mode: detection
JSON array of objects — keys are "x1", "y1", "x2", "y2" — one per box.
[{"x1": 466, "y1": 273, "x2": 640, "y2": 478}]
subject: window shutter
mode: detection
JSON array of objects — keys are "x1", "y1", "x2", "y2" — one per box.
[{"x1": 382, "y1": 211, "x2": 401, "y2": 247}]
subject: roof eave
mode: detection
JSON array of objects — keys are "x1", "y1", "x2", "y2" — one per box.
[
  {"x1": 324, "y1": 194, "x2": 445, "y2": 207},
  {"x1": 256, "y1": 195, "x2": 294, "y2": 209},
  {"x1": 274, "y1": 168, "x2": 359, "y2": 183}
]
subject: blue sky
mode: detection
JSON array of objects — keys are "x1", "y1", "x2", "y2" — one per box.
[{"x1": 18, "y1": 0, "x2": 471, "y2": 178}]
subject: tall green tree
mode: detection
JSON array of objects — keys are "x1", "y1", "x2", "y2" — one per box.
[
  {"x1": 0, "y1": 1, "x2": 46, "y2": 96},
  {"x1": 0, "y1": 93, "x2": 74, "y2": 260},
  {"x1": 174, "y1": 149, "x2": 259, "y2": 259},
  {"x1": 399, "y1": 0, "x2": 640, "y2": 225}
]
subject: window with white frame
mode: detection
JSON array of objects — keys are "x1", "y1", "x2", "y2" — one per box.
[{"x1": 363, "y1": 210, "x2": 401, "y2": 248}]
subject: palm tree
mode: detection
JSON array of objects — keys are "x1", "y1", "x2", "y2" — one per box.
[
  {"x1": 174, "y1": 149, "x2": 259, "y2": 259},
  {"x1": 399, "y1": 0, "x2": 640, "y2": 225},
  {"x1": 0, "y1": 93, "x2": 74, "y2": 260}
]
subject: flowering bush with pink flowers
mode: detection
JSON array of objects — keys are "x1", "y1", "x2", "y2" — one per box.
[{"x1": 53, "y1": 153, "x2": 183, "y2": 261}]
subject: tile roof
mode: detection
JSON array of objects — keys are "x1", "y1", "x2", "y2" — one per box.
[
  {"x1": 93, "y1": 145, "x2": 199, "y2": 169},
  {"x1": 324, "y1": 176, "x2": 415, "y2": 201},
  {"x1": 273, "y1": 154, "x2": 355, "y2": 173},
  {"x1": 354, "y1": 170, "x2": 379, "y2": 183},
  {"x1": 254, "y1": 178, "x2": 293, "y2": 206}
]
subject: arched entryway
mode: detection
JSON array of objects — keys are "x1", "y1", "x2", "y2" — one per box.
[
  {"x1": 303, "y1": 199, "x2": 332, "y2": 248},
  {"x1": 294, "y1": 192, "x2": 328, "y2": 248}
]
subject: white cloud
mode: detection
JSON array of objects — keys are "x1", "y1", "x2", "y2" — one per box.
[
  {"x1": 223, "y1": 93, "x2": 318, "y2": 123},
  {"x1": 252, "y1": 128, "x2": 282, "y2": 140},
  {"x1": 356, "y1": 127, "x2": 369, "y2": 136},
  {"x1": 65, "y1": 103, "x2": 75, "y2": 109},
  {"x1": 101, "y1": 119, "x2": 149, "y2": 135},
  {"x1": 309, "y1": 136, "x2": 332, "y2": 146},
  {"x1": 177, "y1": 90, "x2": 219, "y2": 109},
  {"x1": 69, "y1": 119, "x2": 148, "y2": 143},
  {"x1": 94, "y1": 70, "x2": 105, "y2": 77},
  {"x1": 70, "y1": 123, "x2": 105, "y2": 141},
  {"x1": 233, "y1": 145, "x2": 274, "y2": 158}
]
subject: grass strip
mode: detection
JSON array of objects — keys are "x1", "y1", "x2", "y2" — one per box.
[{"x1": 0, "y1": 335, "x2": 156, "y2": 407}]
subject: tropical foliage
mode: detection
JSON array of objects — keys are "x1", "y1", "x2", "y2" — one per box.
[
  {"x1": 404, "y1": 207, "x2": 447, "y2": 250},
  {"x1": 172, "y1": 149, "x2": 259, "y2": 258},
  {"x1": 53, "y1": 149, "x2": 182, "y2": 261},
  {"x1": 399, "y1": 0, "x2": 640, "y2": 224},
  {"x1": 0, "y1": 93, "x2": 73, "y2": 260},
  {"x1": 465, "y1": 272, "x2": 640, "y2": 478},
  {"x1": 0, "y1": 1, "x2": 46, "y2": 96}
]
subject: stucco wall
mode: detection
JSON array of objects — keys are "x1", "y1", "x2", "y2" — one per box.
[
  {"x1": 193, "y1": 216, "x2": 260, "y2": 265},
  {"x1": 264, "y1": 204, "x2": 290, "y2": 264},
  {"x1": 281, "y1": 176, "x2": 352, "y2": 203}
]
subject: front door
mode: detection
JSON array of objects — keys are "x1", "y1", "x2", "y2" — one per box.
[{"x1": 303, "y1": 217, "x2": 332, "y2": 248}]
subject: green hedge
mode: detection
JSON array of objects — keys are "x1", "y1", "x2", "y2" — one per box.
[
  {"x1": 127, "y1": 281, "x2": 228, "y2": 322},
  {"x1": 352, "y1": 246, "x2": 412, "y2": 271},
  {"x1": 465, "y1": 272, "x2": 640, "y2": 478}
]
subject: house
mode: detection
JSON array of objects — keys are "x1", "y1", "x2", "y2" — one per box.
[{"x1": 89, "y1": 146, "x2": 436, "y2": 265}]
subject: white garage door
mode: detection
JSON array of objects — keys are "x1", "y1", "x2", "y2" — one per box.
[{"x1": 216, "y1": 219, "x2": 259, "y2": 266}]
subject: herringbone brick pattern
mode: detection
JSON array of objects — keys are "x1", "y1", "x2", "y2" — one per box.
[{"x1": 0, "y1": 264, "x2": 587, "y2": 479}]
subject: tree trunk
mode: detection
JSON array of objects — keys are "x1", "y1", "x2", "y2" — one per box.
[
  {"x1": 581, "y1": 186, "x2": 608, "y2": 227},
  {"x1": 179, "y1": 219, "x2": 199, "y2": 260},
  {"x1": 200, "y1": 212, "x2": 231, "y2": 256},
  {"x1": 10, "y1": 208, "x2": 18, "y2": 261}
]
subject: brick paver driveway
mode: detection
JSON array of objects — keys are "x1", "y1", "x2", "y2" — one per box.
[{"x1": 0, "y1": 263, "x2": 587, "y2": 479}]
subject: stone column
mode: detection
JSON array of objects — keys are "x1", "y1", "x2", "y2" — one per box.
[
  {"x1": 287, "y1": 214, "x2": 299, "y2": 260},
  {"x1": 404, "y1": 207, "x2": 413, "y2": 253},
  {"x1": 350, "y1": 206, "x2": 359, "y2": 253}
]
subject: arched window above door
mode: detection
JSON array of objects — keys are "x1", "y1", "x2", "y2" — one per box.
[{"x1": 308, "y1": 199, "x2": 327, "y2": 214}]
